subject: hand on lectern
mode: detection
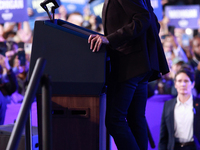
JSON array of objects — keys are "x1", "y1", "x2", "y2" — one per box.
[{"x1": 88, "y1": 34, "x2": 109, "y2": 52}]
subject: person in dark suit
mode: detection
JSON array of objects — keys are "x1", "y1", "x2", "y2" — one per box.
[
  {"x1": 88, "y1": 0, "x2": 169, "y2": 149},
  {"x1": 159, "y1": 65, "x2": 200, "y2": 150}
]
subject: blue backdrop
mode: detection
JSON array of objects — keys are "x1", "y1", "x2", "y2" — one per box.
[{"x1": 0, "y1": 0, "x2": 28, "y2": 23}]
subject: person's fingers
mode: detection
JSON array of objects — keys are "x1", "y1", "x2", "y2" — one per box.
[
  {"x1": 92, "y1": 40, "x2": 98, "y2": 52},
  {"x1": 93, "y1": 37, "x2": 103, "y2": 52},
  {"x1": 92, "y1": 35, "x2": 101, "y2": 52},
  {"x1": 89, "y1": 35, "x2": 108, "y2": 52},
  {"x1": 88, "y1": 34, "x2": 96, "y2": 43},
  {"x1": 90, "y1": 35, "x2": 98, "y2": 50},
  {"x1": 88, "y1": 35, "x2": 93, "y2": 43},
  {"x1": 97, "y1": 37, "x2": 102, "y2": 52}
]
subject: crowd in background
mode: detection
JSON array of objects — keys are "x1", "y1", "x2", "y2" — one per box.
[{"x1": 1, "y1": 0, "x2": 200, "y2": 124}]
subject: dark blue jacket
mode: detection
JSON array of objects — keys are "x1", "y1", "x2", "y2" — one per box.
[{"x1": 159, "y1": 97, "x2": 200, "y2": 150}]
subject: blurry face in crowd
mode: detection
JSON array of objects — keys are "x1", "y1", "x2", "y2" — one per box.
[
  {"x1": 59, "y1": 5, "x2": 67, "y2": 15},
  {"x1": 89, "y1": 15, "x2": 97, "y2": 25},
  {"x1": 175, "y1": 72, "x2": 194, "y2": 96},
  {"x1": 192, "y1": 38, "x2": 200, "y2": 60},
  {"x1": 67, "y1": 14, "x2": 83, "y2": 26},
  {"x1": 163, "y1": 41, "x2": 173, "y2": 52},
  {"x1": 163, "y1": 40, "x2": 173, "y2": 59}
]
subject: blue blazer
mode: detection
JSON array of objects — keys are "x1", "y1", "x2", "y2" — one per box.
[{"x1": 159, "y1": 97, "x2": 200, "y2": 150}]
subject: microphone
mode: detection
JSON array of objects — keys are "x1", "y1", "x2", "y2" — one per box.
[
  {"x1": 40, "y1": 0, "x2": 59, "y2": 10},
  {"x1": 40, "y1": 0, "x2": 59, "y2": 22}
]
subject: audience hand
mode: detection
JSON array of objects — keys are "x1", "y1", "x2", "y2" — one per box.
[{"x1": 0, "y1": 54, "x2": 11, "y2": 71}]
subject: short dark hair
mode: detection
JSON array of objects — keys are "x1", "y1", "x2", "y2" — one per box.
[{"x1": 174, "y1": 64, "x2": 195, "y2": 83}]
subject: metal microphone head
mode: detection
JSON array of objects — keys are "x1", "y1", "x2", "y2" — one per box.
[
  {"x1": 40, "y1": 0, "x2": 48, "y2": 11},
  {"x1": 40, "y1": 0, "x2": 59, "y2": 10}
]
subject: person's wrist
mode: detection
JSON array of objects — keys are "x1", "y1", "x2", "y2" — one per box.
[{"x1": 105, "y1": 37, "x2": 109, "y2": 45}]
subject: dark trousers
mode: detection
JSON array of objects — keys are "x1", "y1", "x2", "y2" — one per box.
[
  {"x1": 174, "y1": 143, "x2": 196, "y2": 150},
  {"x1": 105, "y1": 71, "x2": 152, "y2": 150}
]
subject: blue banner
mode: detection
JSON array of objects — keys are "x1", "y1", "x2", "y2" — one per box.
[
  {"x1": 60, "y1": 0, "x2": 87, "y2": 15},
  {"x1": 165, "y1": 5, "x2": 200, "y2": 29},
  {"x1": 27, "y1": 0, "x2": 61, "y2": 30},
  {"x1": 28, "y1": 0, "x2": 47, "y2": 18},
  {"x1": 90, "y1": 0, "x2": 104, "y2": 18},
  {"x1": 27, "y1": 0, "x2": 61, "y2": 19},
  {"x1": 0, "y1": 0, "x2": 28, "y2": 23},
  {"x1": 151, "y1": 0, "x2": 162, "y2": 21}
]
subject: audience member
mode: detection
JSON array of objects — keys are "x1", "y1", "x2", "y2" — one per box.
[
  {"x1": 5, "y1": 41, "x2": 18, "y2": 61},
  {"x1": 0, "y1": 54, "x2": 18, "y2": 124},
  {"x1": 67, "y1": 12, "x2": 84, "y2": 26},
  {"x1": 56, "y1": 5, "x2": 68, "y2": 21},
  {"x1": 83, "y1": 14, "x2": 103, "y2": 33},
  {"x1": 165, "y1": 34, "x2": 188, "y2": 62},
  {"x1": 159, "y1": 65, "x2": 200, "y2": 150},
  {"x1": 163, "y1": 35, "x2": 176, "y2": 61},
  {"x1": 16, "y1": 21, "x2": 33, "y2": 43},
  {"x1": 159, "y1": 16, "x2": 170, "y2": 43}
]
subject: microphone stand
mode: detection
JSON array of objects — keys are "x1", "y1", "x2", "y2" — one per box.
[{"x1": 51, "y1": 6, "x2": 56, "y2": 23}]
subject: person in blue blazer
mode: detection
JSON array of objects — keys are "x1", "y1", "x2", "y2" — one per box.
[{"x1": 159, "y1": 65, "x2": 200, "y2": 150}]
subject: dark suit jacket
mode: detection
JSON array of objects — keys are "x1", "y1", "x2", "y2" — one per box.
[
  {"x1": 102, "y1": 0, "x2": 169, "y2": 82},
  {"x1": 159, "y1": 97, "x2": 200, "y2": 150}
]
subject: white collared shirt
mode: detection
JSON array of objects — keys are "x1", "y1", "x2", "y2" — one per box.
[{"x1": 174, "y1": 95, "x2": 194, "y2": 143}]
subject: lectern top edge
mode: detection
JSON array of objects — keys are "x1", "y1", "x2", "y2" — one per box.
[{"x1": 43, "y1": 19, "x2": 103, "y2": 40}]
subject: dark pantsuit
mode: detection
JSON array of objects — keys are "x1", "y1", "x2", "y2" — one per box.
[{"x1": 106, "y1": 71, "x2": 152, "y2": 150}]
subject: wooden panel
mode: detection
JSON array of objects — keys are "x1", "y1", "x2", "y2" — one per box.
[{"x1": 51, "y1": 96, "x2": 101, "y2": 150}]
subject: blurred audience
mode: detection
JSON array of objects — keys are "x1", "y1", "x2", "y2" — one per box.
[
  {"x1": 1, "y1": 1, "x2": 200, "y2": 127},
  {"x1": 67, "y1": 12, "x2": 84, "y2": 26},
  {"x1": 83, "y1": 14, "x2": 103, "y2": 33},
  {"x1": 0, "y1": 54, "x2": 18, "y2": 125},
  {"x1": 57, "y1": 5, "x2": 68, "y2": 21},
  {"x1": 0, "y1": 40, "x2": 29, "y2": 104},
  {"x1": 163, "y1": 34, "x2": 188, "y2": 62}
]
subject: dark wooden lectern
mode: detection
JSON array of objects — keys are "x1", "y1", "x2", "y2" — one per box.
[{"x1": 29, "y1": 19, "x2": 107, "y2": 150}]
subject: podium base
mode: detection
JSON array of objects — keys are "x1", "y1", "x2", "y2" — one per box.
[{"x1": 37, "y1": 94, "x2": 107, "y2": 150}]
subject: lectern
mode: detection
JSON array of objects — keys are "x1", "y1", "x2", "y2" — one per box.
[{"x1": 29, "y1": 19, "x2": 107, "y2": 150}]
